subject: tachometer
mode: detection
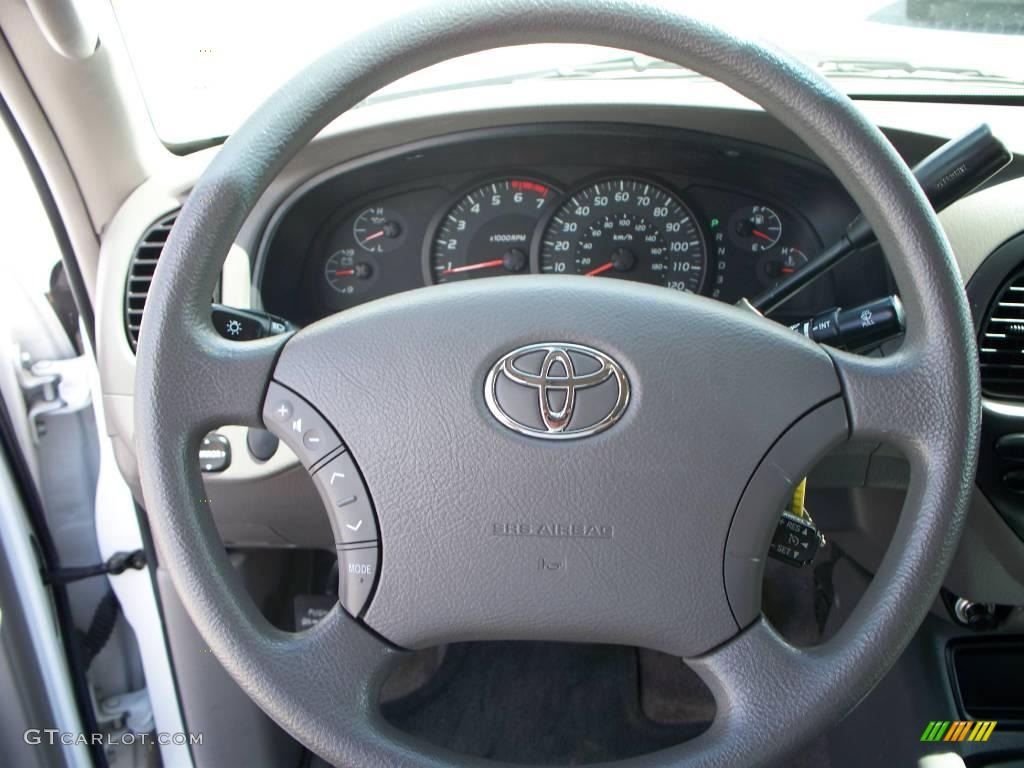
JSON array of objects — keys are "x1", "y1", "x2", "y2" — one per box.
[
  {"x1": 428, "y1": 178, "x2": 558, "y2": 283},
  {"x1": 537, "y1": 178, "x2": 706, "y2": 292}
]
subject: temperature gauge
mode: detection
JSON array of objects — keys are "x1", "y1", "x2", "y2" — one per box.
[
  {"x1": 758, "y1": 246, "x2": 809, "y2": 287},
  {"x1": 353, "y1": 206, "x2": 404, "y2": 253}
]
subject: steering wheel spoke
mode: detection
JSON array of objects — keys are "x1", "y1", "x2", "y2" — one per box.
[
  {"x1": 145, "y1": 326, "x2": 290, "y2": 437},
  {"x1": 234, "y1": 606, "x2": 403, "y2": 755},
  {"x1": 682, "y1": 620, "x2": 841, "y2": 766},
  {"x1": 829, "y1": 345, "x2": 955, "y2": 452}
]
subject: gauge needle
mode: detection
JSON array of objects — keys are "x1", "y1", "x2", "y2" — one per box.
[
  {"x1": 361, "y1": 230, "x2": 386, "y2": 243},
  {"x1": 585, "y1": 262, "x2": 615, "y2": 277},
  {"x1": 751, "y1": 229, "x2": 775, "y2": 242},
  {"x1": 334, "y1": 269, "x2": 356, "y2": 276},
  {"x1": 442, "y1": 258, "x2": 505, "y2": 275}
]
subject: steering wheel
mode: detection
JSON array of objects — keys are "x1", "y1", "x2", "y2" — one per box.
[{"x1": 134, "y1": 1, "x2": 979, "y2": 765}]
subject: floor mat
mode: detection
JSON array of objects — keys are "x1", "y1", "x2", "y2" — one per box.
[
  {"x1": 374, "y1": 547, "x2": 845, "y2": 766},
  {"x1": 382, "y1": 641, "x2": 710, "y2": 765}
]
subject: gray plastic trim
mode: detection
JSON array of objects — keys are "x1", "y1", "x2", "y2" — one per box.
[
  {"x1": 724, "y1": 397, "x2": 849, "y2": 627},
  {"x1": 156, "y1": 567, "x2": 302, "y2": 768},
  {"x1": 0, "y1": 446, "x2": 88, "y2": 766}
]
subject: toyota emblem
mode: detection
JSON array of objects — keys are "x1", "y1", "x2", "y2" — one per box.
[{"x1": 484, "y1": 343, "x2": 629, "y2": 439}]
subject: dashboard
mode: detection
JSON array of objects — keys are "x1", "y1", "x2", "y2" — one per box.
[
  {"x1": 94, "y1": 94, "x2": 1024, "y2": 610},
  {"x1": 257, "y1": 124, "x2": 890, "y2": 327}
]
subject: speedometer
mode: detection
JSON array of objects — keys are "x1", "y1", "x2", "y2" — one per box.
[{"x1": 537, "y1": 178, "x2": 706, "y2": 292}]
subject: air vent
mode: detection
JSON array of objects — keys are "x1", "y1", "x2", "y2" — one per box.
[
  {"x1": 979, "y1": 267, "x2": 1024, "y2": 400},
  {"x1": 124, "y1": 211, "x2": 178, "y2": 351}
]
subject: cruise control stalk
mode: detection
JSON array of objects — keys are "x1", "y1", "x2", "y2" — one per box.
[{"x1": 748, "y1": 123, "x2": 1011, "y2": 315}]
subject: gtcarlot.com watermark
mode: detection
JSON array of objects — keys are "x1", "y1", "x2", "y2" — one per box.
[{"x1": 24, "y1": 729, "x2": 203, "y2": 746}]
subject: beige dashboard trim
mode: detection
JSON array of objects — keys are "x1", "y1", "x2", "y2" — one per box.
[
  {"x1": 0, "y1": 17, "x2": 99, "y2": 300},
  {"x1": 939, "y1": 175, "x2": 1024, "y2": 285}
]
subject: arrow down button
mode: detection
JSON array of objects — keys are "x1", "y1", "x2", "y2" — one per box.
[{"x1": 312, "y1": 452, "x2": 379, "y2": 546}]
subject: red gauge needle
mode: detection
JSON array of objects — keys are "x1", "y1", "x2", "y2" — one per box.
[
  {"x1": 780, "y1": 266, "x2": 796, "y2": 274},
  {"x1": 442, "y1": 258, "x2": 505, "y2": 275},
  {"x1": 334, "y1": 269, "x2": 356, "y2": 276},
  {"x1": 585, "y1": 262, "x2": 615, "y2": 277},
  {"x1": 751, "y1": 229, "x2": 775, "y2": 242},
  {"x1": 360, "y1": 230, "x2": 386, "y2": 243}
]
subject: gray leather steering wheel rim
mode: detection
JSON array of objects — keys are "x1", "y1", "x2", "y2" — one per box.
[{"x1": 134, "y1": 1, "x2": 980, "y2": 766}]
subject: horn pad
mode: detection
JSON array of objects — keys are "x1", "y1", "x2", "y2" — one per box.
[{"x1": 270, "y1": 275, "x2": 842, "y2": 656}]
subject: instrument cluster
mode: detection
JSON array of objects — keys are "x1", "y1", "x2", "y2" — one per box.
[
  {"x1": 258, "y1": 125, "x2": 887, "y2": 326},
  {"x1": 304, "y1": 177, "x2": 822, "y2": 311}
]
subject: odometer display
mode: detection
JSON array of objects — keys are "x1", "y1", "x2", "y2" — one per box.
[{"x1": 537, "y1": 179, "x2": 706, "y2": 292}]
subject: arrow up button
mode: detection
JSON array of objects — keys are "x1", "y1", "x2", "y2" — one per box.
[{"x1": 312, "y1": 452, "x2": 379, "y2": 546}]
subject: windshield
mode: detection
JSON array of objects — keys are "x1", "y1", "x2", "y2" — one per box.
[{"x1": 110, "y1": 0, "x2": 1024, "y2": 145}]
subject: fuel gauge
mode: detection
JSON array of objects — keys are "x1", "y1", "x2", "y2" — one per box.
[{"x1": 729, "y1": 205, "x2": 782, "y2": 252}]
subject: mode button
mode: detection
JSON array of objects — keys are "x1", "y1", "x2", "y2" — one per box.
[{"x1": 338, "y1": 544, "x2": 378, "y2": 617}]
